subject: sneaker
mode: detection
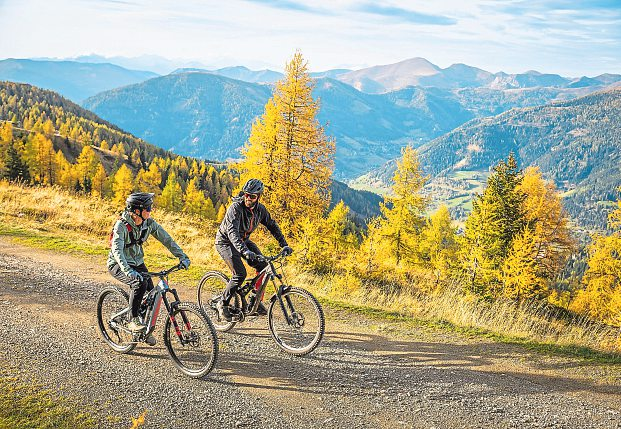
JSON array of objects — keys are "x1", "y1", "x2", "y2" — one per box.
[
  {"x1": 257, "y1": 302, "x2": 268, "y2": 316},
  {"x1": 144, "y1": 334, "x2": 157, "y2": 346},
  {"x1": 216, "y1": 300, "x2": 233, "y2": 322},
  {"x1": 127, "y1": 317, "x2": 147, "y2": 332}
]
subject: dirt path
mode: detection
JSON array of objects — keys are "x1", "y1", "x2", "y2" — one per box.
[{"x1": 1, "y1": 237, "x2": 620, "y2": 428}]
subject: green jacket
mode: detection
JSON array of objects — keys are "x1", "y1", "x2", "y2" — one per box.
[{"x1": 107, "y1": 211, "x2": 187, "y2": 276}]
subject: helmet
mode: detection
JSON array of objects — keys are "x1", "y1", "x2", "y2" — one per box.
[
  {"x1": 241, "y1": 179, "x2": 264, "y2": 195},
  {"x1": 126, "y1": 192, "x2": 154, "y2": 211}
]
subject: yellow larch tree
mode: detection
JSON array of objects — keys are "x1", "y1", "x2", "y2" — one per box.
[
  {"x1": 237, "y1": 51, "x2": 335, "y2": 235},
  {"x1": 135, "y1": 162, "x2": 162, "y2": 195},
  {"x1": 112, "y1": 164, "x2": 134, "y2": 206}
]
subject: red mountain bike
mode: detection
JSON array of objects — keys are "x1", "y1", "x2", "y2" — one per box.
[
  {"x1": 197, "y1": 251, "x2": 324, "y2": 356},
  {"x1": 96, "y1": 263, "x2": 218, "y2": 378}
]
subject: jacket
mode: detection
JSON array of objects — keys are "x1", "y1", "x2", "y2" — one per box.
[
  {"x1": 107, "y1": 210, "x2": 187, "y2": 276},
  {"x1": 215, "y1": 197, "x2": 288, "y2": 254}
]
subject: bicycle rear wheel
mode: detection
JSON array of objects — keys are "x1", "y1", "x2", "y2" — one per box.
[
  {"x1": 96, "y1": 285, "x2": 136, "y2": 354},
  {"x1": 268, "y1": 287, "x2": 325, "y2": 356},
  {"x1": 197, "y1": 271, "x2": 238, "y2": 332},
  {"x1": 163, "y1": 302, "x2": 218, "y2": 378}
]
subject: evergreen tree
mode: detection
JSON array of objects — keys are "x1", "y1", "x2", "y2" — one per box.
[
  {"x1": 3, "y1": 141, "x2": 30, "y2": 182},
  {"x1": 462, "y1": 153, "x2": 526, "y2": 297},
  {"x1": 237, "y1": 51, "x2": 335, "y2": 234}
]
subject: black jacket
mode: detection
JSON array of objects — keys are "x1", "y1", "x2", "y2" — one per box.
[{"x1": 215, "y1": 197, "x2": 288, "y2": 254}]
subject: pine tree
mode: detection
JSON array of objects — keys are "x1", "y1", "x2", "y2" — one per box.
[
  {"x1": 112, "y1": 164, "x2": 134, "y2": 206},
  {"x1": 462, "y1": 153, "x2": 526, "y2": 297},
  {"x1": 377, "y1": 145, "x2": 428, "y2": 266},
  {"x1": 237, "y1": 51, "x2": 335, "y2": 234},
  {"x1": 3, "y1": 141, "x2": 30, "y2": 182}
]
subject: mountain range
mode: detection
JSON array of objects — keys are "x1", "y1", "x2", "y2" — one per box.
[
  {"x1": 0, "y1": 59, "x2": 158, "y2": 102},
  {"x1": 353, "y1": 88, "x2": 621, "y2": 227}
]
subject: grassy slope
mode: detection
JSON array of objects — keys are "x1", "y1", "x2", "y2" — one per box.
[{"x1": 0, "y1": 181, "x2": 620, "y2": 365}]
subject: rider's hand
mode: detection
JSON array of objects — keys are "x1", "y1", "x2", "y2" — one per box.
[
  {"x1": 282, "y1": 246, "x2": 293, "y2": 256},
  {"x1": 243, "y1": 250, "x2": 257, "y2": 262},
  {"x1": 128, "y1": 270, "x2": 143, "y2": 282},
  {"x1": 179, "y1": 257, "x2": 191, "y2": 270}
]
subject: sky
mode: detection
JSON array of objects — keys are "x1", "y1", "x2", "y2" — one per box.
[{"x1": 0, "y1": 0, "x2": 620, "y2": 76}]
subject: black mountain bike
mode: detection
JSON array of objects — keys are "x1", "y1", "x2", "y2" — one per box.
[
  {"x1": 197, "y1": 251, "x2": 324, "y2": 356},
  {"x1": 97, "y1": 263, "x2": 218, "y2": 378}
]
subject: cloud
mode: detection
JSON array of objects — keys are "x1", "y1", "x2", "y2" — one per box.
[
  {"x1": 354, "y1": 3, "x2": 456, "y2": 25},
  {"x1": 241, "y1": 0, "x2": 332, "y2": 14}
]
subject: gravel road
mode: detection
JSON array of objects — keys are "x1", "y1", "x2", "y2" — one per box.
[{"x1": 1, "y1": 239, "x2": 620, "y2": 428}]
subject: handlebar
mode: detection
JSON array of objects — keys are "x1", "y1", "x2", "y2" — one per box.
[
  {"x1": 255, "y1": 250, "x2": 289, "y2": 263},
  {"x1": 143, "y1": 263, "x2": 184, "y2": 279}
]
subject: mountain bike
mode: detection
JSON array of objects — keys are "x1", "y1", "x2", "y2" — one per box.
[
  {"x1": 96, "y1": 263, "x2": 218, "y2": 378},
  {"x1": 197, "y1": 251, "x2": 324, "y2": 356}
]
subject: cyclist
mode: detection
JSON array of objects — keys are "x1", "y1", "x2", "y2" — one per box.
[
  {"x1": 215, "y1": 178, "x2": 292, "y2": 321},
  {"x1": 107, "y1": 192, "x2": 191, "y2": 334}
]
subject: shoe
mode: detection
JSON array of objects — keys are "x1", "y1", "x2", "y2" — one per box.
[
  {"x1": 257, "y1": 302, "x2": 268, "y2": 316},
  {"x1": 144, "y1": 334, "x2": 157, "y2": 346},
  {"x1": 216, "y1": 300, "x2": 233, "y2": 322},
  {"x1": 127, "y1": 317, "x2": 147, "y2": 332}
]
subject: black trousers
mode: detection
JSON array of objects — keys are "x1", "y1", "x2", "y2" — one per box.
[
  {"x1": 108, "y1": 263, "x2": 154, "y2": 318},
  {"x1": 215, "y1": 240, "x2": 267, "y2": 305}
]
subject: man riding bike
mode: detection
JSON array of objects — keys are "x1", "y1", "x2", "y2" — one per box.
[
  {"x1": 107, "y1": 192, "x2": 191, "y2": 335},
  {"x1": 215, "y1": 179, "x2": 292, "y2": 321}
]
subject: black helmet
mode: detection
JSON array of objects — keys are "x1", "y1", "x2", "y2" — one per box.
[
  {"x1": 126, "y1": 192, "x2": 154, "y2": 211},
  {"x1": 241, "y1": 179, "x2": 264, "y2": 195}
]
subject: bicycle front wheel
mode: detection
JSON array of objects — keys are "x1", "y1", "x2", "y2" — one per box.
[
  {"x1": 268, "y1": 287, "x2": 325, "y2": 356},
  {"x1": 163, "y1": 302, "x2": 218, "y2": 378},
  {"x1": 96, "y1": 285, "x2": 136, "y2": 354}
]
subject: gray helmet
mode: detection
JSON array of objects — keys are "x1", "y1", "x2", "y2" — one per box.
[
  {"x1": 126, "y1": 192, "x2": 154, "y2": 211},
  {"x1": 241, "y1": 179, "x2": 264, "y2": 195}
]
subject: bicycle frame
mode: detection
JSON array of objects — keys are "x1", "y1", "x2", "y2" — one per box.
[
  {"x1": 236, "y1": 253, "x2": 294, "y2": 325},
  {"x1": 110, "y1": 266, "x2": 193, "y2": 343}
]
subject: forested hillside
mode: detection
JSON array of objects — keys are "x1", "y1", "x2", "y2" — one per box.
[
  {"x1": 0, "y1": 81, "x2": 379, "y2": 221},
  {"x1": 356, "y1": 88, "x2": 621, "y2": 228}
]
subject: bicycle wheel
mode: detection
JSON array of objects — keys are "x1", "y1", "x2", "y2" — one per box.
[
  {"x1": 268, "y1": 287, "x2": 325, "y2": 356},
  {"x1": 163, "y1": 302, "x2": 218, "y2": 378},
  {"x1": 96, "y1": 285, "x2": 136, "y2": 354},
  {"x1": 197, "y1": 271, "x2": 238, "y2": 332}
]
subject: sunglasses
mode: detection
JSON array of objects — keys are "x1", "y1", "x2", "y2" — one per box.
[
  {"x1": 143, "y1": 205, "x2": 153, "y2": 212},
  {"x1": 244, "y1": 193, "x2": 259, "y2": 200}
]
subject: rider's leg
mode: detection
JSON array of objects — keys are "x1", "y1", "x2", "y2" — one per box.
[
  {"x1": 108, "y1": 263, "x2": 153, "y2": 329},
  {"x1": 246, "y1": 241, "x2": 267, "y2": 272},
  {"x1": 216, "y1": 244, "x2": 246, "y2": 306}
]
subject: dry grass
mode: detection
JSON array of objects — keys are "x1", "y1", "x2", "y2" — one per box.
[{"x1": 1, "y1": 180, "x2": 619, "y2": 358}]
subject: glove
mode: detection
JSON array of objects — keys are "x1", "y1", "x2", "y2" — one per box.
[
  {"x1": 179, "y1": 257, "x2": 191, "y2": 270},
  {"x1": 128, "y1": 270, "x2": 143, "y2": 282},
  {"x1": 282, "y1": 246, "x2": 293, "y2": 256},
  {"x1": 243, "y1": 250, "x2": 257, "y2": 262}
]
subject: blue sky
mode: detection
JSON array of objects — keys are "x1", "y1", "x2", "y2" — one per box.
[{"x1": 0, "y1": 0, "x2": 619, "y2": 76}]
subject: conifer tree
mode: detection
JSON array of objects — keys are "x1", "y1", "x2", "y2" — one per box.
[
  {"x1": 183, "y1": 177, "x2": 215, "y2": 219},
  {"x1": 325, "y1": 201, "x2": 357, "y2": 259},
  {"x1": 135, "y1": 162, "x2": 162, "y2": 195},
  {"x1": 91, "y1": 163, "x2": 108, "y2": 198},
  {"x1": 377, "y1": 145, "x2": 428, "y2": 266},
  {"x1": 502, "y1": 226, "x2": 548, "y2": 300},
  {"x1": 570, "y1": 194, "x2": 621, "y2": 324},
  {"x1": 419, "y1": 205, "x2": 458, "y2": 282},
  {"x1": 158, "y1": 171, "x2": 184, "y2": 212},
  {"x1": 237, "y1": 51, "x2": 335, "y2": 234},
  {"x1": 112, "y1": 164, "x2": 134, "y2": 206},
  {"x1": 3, "y1": 141, "x2": 30, "y2": 182},
  {"x1": 462, "y1": 153, "x2": 526, "y2": 297},
  {"x1": 216, "y1": 204, "x2": 226, "y2": 223}
]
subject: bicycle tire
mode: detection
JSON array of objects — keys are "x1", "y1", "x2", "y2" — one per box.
[
  {"x1": 96, "y1": 285, "x2": 137, "y2": 354},
  {"x1": 163, "y1": 302, "x2": 218, "y2": 378},
  {"x1": 268, "y1": 287, "x2": 325, "y2": 356},
  {"x1": 197, "y1": 271, "x2": 238, "y2": 332}
]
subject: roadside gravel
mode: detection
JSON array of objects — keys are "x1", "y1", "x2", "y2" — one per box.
[{"x1": 1, "y1": 241, "x2": 620, "y2": 428}]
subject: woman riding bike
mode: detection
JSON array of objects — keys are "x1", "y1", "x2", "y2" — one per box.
[
  {"x1": 215, "y1": 179, "x2": 292, "y2": 321},
  {"x1": 107, "y1": 192, "x2": 191, "y2": 336}
]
